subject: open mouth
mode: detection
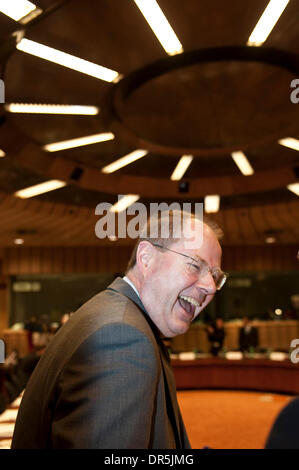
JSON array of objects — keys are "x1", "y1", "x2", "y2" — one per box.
[{"x1": 178, "y1": 295, "x2": 201, "y2": 319}]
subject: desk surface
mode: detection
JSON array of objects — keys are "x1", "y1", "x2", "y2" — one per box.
[{"x1": 172, "y1": 358, "x2": 299, "y2": 394}]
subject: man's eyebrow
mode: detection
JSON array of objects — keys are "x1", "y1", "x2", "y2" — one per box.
[
  {"x1": 187, "y1": 253, "x2": 204, "y2": 263},
  {"x1": 189, "y1": 254, "x2": 219, "y2": 269}
]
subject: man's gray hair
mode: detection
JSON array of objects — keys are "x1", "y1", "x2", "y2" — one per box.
[{"x1": 126, "y1": 210, "x2": 222, "y2": 272}]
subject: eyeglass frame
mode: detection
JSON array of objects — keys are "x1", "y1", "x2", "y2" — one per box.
[{"x1": 150, "y1": 242, "x2": 227, "y2": 290}]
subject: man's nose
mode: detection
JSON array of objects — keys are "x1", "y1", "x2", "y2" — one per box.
[{"x1": 195, "y1": 272, "x2": 217, "y2": 293}]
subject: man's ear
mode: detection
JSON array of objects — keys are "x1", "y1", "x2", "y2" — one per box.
[{"x1": 136, "y1": 241, "x2": 156, "y2": 274}]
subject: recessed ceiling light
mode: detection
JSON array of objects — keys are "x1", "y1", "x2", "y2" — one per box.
[
  {"x1": 265, "y1": 236, "x2": 276, "y2": 244},
  {"x1": 231, "y1": 151, "x2": 254, "y2": 175},
  {"x1": 287, "y1": 183, "x2": 299, "y2": 196},
  {"x1": 14, "y1": 180, "x2": 66, "y2": 198},
  {"x1": 14, "y1": 238, "x2": 24, "y2": 245},
  {"x1": 247, "y1": 0, "x2": 290, "y2": 46},
  {"x1": 101, "y1": 149, "x2": 148, "y2": 174},
  {"x1": 0, "y1": 0, "x2": 41, "y2": 23},
  {"x1": 110, "y1": 195, "x2": 140, "y2": 213},
  {"x1": 204, "y1": 195, "x2": 220, "y2": 213},
  {"x1": 43, "y1": 132, "x2": 114, "y2": 152},
  {"x1": 278, "y1": 137, "x2": 299, "y2": 152},
  {"x1": 170, "y1": 155, "x2": 193, "y2": 181},
  {"x1": 5, "y1": 103, "x2": 99, "y2": 115},
  {"x1": 134, "y1": 0, "x2": 183, "y2": 56},
  {"x1": 0, "y1": 149, "x2": 6, "y2": 157},
  {"x1": 16, "y1": 38, "x2": 120, "y2": 83}
]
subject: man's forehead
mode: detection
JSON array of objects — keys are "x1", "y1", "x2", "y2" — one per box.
[
  {"x1": 171, "y1": 225, "x2": 222, "y2": 262},
  {"x1": 179, "y1": 220, "x2": 217, "y2": 246},
  {"x1": 170, "y1": 240, "x2": 205, "y2": 260}
]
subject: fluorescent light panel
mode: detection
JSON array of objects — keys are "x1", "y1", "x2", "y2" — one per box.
[
  {"x1": 204, "y1": 195, "x2": 220, "y2": 213},
  {"x1": 0, "y1": 149, "x2": 5, "y2": 157},
  {"x1": 101, "y1": 149, "x2": 148, "y2": 174},
  {"x1": 19, "y1": 6, "x2": 42, "y2": 24},
  {"x1": 134, "y1": 0, "x2": 183, "y2": 56},
  {"x1": 43, "y1": 132, "x2": 114, "y2": 152},
  {"x1": 231, "y1": 151, "x2": 254, "y2": 175},
  {"x1": 278, "y1": 137, "x2": 299, "y2": 151},
  {"x1": 247, "y1": 0, "x2": 290, "y2": 46},
  {"x1": 15, "y1": 180, "x2": 66, "y2": 199},
  {"x1": 287, "y1": 183, "x2": 299, "y2": 196},
  {"x1": 14, "y1": 238, "x2": 24, "y2": 245},
  {"x1": 5, "y1": 103, "x2": 99, "y2": 115},
  {"x1": 110, "y1": 195, "x2": 140, "y2": 213},
  {"x1": 170, "y1": 155, "x2": 193, "y2": 181},
  {"x1": 16, "y1": 38, "x2": 120, "y2": 83},
  {"x1": 0, "y1": 0, "x2": 40, "y2": 22}
]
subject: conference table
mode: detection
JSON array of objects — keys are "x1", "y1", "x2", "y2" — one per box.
[{"x1": 172, "y1": 356, "x2": 299, "y2": 395}]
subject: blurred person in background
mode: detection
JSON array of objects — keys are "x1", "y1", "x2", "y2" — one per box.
[
  {"x1": 239, "y1": 316, "x2": 259, "y2": 353},
  {"x1": 206, "y1": 317, "x2": 225, "y2": 356}
]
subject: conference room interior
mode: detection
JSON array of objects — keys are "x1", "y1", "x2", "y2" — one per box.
[{"x1": 0, "y1": 0, "x2": 299, "y2": 450}]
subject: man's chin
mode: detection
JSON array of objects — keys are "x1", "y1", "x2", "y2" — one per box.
[{"x1": 168, "y1": 317, "x2": 192, "y2": 337}]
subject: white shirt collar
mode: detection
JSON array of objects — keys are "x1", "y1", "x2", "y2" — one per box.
[{"x1": 123, "y1": 276, "x2": 140, "y2": 299}]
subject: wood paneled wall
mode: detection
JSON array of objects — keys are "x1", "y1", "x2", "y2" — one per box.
[
  {"x1": 171, "y1": 320, "x2": 299, "y2": 353},
  {"x1": 1, "y1": 244, "x2": 298, "y2": 275},
  {"x1": 0, "y1": 274, "x2": 8, "y2": 333},
  {"x1": 222, "y1": 245, "x2": 299, "y2": 272},
  {"x1": 0, "y1": 244, "x2": 297, "y2": 334},
  {"x1": 2, "y1": 246, "x2": 133, "y2": 275}
]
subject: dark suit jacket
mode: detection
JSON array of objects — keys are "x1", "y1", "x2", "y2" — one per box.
[
  {"x1": 265, "y1": 397, "x2": 299, "y2": 449},
  {"x1": 11, "y1": 278, "x2": 190, "y2": 449},
  {"x1": 239, "y1": 326, "x2": 259, "y2": 352}
]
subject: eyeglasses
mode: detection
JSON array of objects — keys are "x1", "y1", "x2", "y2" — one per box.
[{"x1": 151, "y1": 243, "x2": 227, "y2": 290}]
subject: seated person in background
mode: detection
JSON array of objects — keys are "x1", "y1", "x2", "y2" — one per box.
[
  {"x1": 206, "y1": 317, "x2": 225, "y2": 356},
  {"x1": 239, "y1": 316, "x2": 259, "y2": 352},
  {"x1": 0, "y1": 349, "x2": 43, "y2": 414},
  {"x1": 25, "y1": 316, "x2": 43, "y2": 351}
]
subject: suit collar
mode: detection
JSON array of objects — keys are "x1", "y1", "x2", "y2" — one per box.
[
  {"x1": 106, "y1": 277, "x2": 164, "y2": 339},
  {"x1": 107, "y1": 277, "x2": 146, "y2": 314}
]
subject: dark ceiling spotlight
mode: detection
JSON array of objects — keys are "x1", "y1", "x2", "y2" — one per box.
[
  {"x1": 70, "y1": 167, "x2": 84, "y2": 181},
  {"x1": 264, "y1": 228, "x2": 283, "y2": 244},
  {"x1": 16, "y1": 229, "x2": 37, "y2": 235},
  {"x1": 178, "y1": 181, "x2": 189, "y2": 193}
]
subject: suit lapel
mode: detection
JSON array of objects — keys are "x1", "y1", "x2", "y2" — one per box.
[
  {"x1": 106, "y1": 277, "x2": 184, "y2": 448},
  {"x1": 158, "y1": 340, "x2": 183, "y2": 448}
]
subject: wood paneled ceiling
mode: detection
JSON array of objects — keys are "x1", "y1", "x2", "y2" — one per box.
[
  {"x1": 0, "y1": 190, "x2": 298, "y2": 247},
  {"x1": 0, "y1": 0, "x2": 298, "y2": 246}
]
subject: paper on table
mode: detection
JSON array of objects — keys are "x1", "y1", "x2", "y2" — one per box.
[{"x1": 178, "y1": 352, "x2": 196, "y2": 360}]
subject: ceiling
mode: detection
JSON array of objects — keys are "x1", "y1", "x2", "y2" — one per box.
[{"x1": 0, "y1": 0, "x2": 298, "y2": 246}]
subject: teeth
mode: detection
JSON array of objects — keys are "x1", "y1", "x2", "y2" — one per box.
[{"x1": 179, "y1": 295, "x2": 200, "y2": 307}]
